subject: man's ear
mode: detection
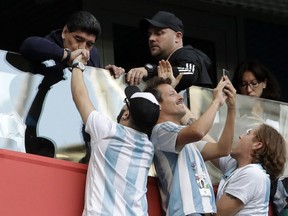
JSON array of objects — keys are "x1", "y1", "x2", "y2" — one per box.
[
  {"x1": 118, "y1": 110, "x2": 130, "y2": 125},
  {"x1": 175, "y1": 32, "x2": 182, "y2": 43},
  {"x1": 176, "y1": 31, "x2": 182, "y2": 38},
  {"x1": 121, "y1": 110, "x2": 130, "y2": 120},
  {"x1": 62, "y1": 25, "x2": 69, "y2": 39}
]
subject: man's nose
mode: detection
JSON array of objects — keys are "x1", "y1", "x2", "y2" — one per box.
[
  {"x1": 178, "y1": 94, "x2": 184, "y2": 101},
  {"x1": 149, "y1": 34, "x2": 156, "y2": 41},
  {"x1": 78, "y1": 43, "x2": 87, "y2": 50}
]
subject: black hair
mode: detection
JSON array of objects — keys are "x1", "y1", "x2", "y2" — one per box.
[{"x1": 66, "y1": 11, "x2": 102, "y2": 38}]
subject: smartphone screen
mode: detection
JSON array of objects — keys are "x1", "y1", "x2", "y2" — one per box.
[{"x1": 222, "y1": 69, "x2": 230, "y2": 77}]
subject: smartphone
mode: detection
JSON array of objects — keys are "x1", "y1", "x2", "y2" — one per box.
[
  {"x1": 222, "y1": 69, "x2": 230, "y2": 77},
  {"x1": 222, "y1": 69, "x2": 230, "y2": 94}
]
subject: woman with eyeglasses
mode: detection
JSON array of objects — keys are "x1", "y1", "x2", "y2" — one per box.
[
  {"x1": 233, "y1": 61, "x2": 288, "y2": 216},
  {"x1": 233, "y1": 61, "x2": 281, "y2": 101}
]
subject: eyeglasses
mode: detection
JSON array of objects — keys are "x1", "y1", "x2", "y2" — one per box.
[{"x1": 239, "y1": 80, "x2": 259, "y2": 89}]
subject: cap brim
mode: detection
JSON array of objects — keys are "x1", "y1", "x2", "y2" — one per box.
[
  {"x1": 139, "y1": 18, "x2": 168, "y2": 31},
  {"x1": 125, "y1": 86, "x2": 141, "y2": 99}
]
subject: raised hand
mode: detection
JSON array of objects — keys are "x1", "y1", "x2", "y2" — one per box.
[
  {"x1": 157, "y1": 60, "x2": 183, "y2": 88},
  {"x1": 222, "y1": 75, "x2": 236, "y2": 110}
]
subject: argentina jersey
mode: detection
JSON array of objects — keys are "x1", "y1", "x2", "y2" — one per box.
[
  {"x1": 83, "y1": 110, "x2": 154, "y2": 216},
  {"x1": 151, "y1": 121, "x2": 216, "y2": 216}
]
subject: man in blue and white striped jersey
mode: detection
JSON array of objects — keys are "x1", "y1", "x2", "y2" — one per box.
[
  {"x1": 71, "y1": 51, "x2": 160, "y2": 216},
  {"x1": 144, "y1": 68, "x2": 236, "y2": 216}
]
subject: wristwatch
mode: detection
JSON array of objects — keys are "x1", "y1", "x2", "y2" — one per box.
[
  {"x1": 72, "y1": 61, "x2": 86, "y2": 72},
  {"x1": 63, "y1": 48, "x2": 71, "y2": 63},
  {"x1": 144, "y1": 63, "x2": 154, "y2": 77}
]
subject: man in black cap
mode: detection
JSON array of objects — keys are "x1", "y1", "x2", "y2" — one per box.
[
  {"x1": 70, "y1": 50, "x2": 160, "y2": 215},
  {"x1": 126, "y1": 10, "x2": 213, "y2": 92}
]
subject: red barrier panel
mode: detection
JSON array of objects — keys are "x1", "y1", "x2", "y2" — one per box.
[
  {"x1": 0, "y1": 149, "x2": 162, "y2": 216},
  {"x1": 147, "y1": 176, "x2": 162, "y2": 216}
]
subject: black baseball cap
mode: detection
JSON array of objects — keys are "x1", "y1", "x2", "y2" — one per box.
[
  {"x1": 124, "y1": 86, "x2": 160, "y2": 132},
  {"x1": 140, "y1": 11, "x2": 184, "y2": 33}
]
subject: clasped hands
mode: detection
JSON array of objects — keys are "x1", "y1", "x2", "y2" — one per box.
[{"x1": 70, "y1": 49, "x2": 125, "y2": 78}]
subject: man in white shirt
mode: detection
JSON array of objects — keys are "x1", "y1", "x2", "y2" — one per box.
[
  {"x1": 71, "y1": 51, "x2": 160, "y2": 216},
  {"x1": 144, "y1": 62, "x2": 236, "y2": 215}
]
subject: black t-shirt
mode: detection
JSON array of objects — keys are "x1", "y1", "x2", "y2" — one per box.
[{"x1": 148, "y1": 45, "x2": 212, "y2": 92}]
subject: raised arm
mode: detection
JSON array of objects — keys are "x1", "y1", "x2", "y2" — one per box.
[
  {"x1": 176, "y1": 77, "x2": 228, "y2": 149},
  {"x1": 155, "y1": 60, "x2": 226, "y2": 148},
  {"x1": 71, "y1": 51, "x2": 95, "y2": 124},
  {"x1": 201, "y1": 76, "x2": 236, "y2": 161}
]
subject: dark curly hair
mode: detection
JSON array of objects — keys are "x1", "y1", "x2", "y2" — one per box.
[{"x1": 251, "y1": 124, "x2": 286, "y2": 180}]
